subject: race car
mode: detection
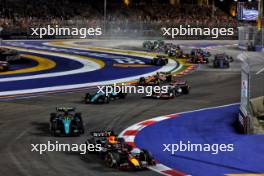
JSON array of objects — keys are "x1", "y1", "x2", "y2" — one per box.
[
  {"x1": 187, "y1": 54, "x2": 209, "y2": 64},
  {"x1": 171, "y1": 80, "x2": 191, "y2": 95},
  {"x1": 190, "y1": 48, "x2": 211, "y2": 57},
  {"x1": 151, "y1": 85, "x2": 176, "y2": 99},
  {"x1": 143, "y1": 41, "x2": 154, "y2": 51},
  {"x1": 151, "y1": 55, "x2": 168, "y2": 66},
  {"x1": 85, "y1": 130, "x2": 156, "y2": 170},
  {"x1": 213, "y1": 54, "x2": 233, "y2": 68},
  {"x1": 85, "y1": 88, "x2": 127, "y2": 104},
  {"x1": 143, "y1": 40, "x2": 165, "y2": 52},
  {"x1": 85, "y1": 131, "x2": 126, "y2": 156},
  {"x1": 49, "y1": 107, "x2": 84, "y2": 136},
  {"x1": 138, "y1": 75, "x2": 160, "y2": 86},
  {"x1": 105, "y1": 147, "x2": 156, "y2": 170},
  {"x1": 167, "y1": 45, "x2": 184, "y2": 57},
  {"x1": 151, "y1": 80, "x2": 190, "y2": 99},
  {"x1": 84, "y1": 91, "x2": 110, "y2": 104},
  {"x1": 0, "y1": 48, "x2": 21, "y2": 62},
  {"x1": 0, "y1": 61, "x2": 9, "y2": 71},
  {"x1": 110, "y1": 91, "x2": 127, "y2": 99},
  {"x1": 138, "y1": 72, "x2": 173, "y2": 86}
]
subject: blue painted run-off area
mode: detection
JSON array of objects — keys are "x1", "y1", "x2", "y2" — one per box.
[{"x1": 135, "y1": 104, "x2": 264, "y2": 176}]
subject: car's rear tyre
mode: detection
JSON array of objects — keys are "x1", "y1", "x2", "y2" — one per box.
[
  {"x1": 104, "y1": 96, "x2": 110, "y2": 104},
  {"x1": 85, "y1": 93, "x2": 91, "y2": 104},
  {"x1": 105, "y1": 152, "x2": 119, "y2": 168}
]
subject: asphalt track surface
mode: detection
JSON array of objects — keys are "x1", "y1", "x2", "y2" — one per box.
[{"x1": 0, "y1": 40, "x2": 246, "y2": 176}]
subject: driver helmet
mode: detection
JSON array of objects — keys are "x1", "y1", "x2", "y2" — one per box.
[
  {"x1": 108, "y1": 135, "x2": 118, "y2": 145},
  {"x1": 131, "y1": 148, "x2": 141, "y2": 157}
]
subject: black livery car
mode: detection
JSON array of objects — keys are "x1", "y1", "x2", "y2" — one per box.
[
  {"x1": 213, "y1": 53, "x2": 233, "y2": 68},
  {"x1": 85, "y1": 130, "x2": 156, "y2": 170},
  {"x1": 151, "y1": 55, "x2": 168, "y2": 66},
  {"x1": 0, "y1": 61, "x2": 9, "y2": 71}
]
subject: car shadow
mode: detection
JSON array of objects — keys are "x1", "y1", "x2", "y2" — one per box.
[{"x1": 29, "y1": 121, "x2": 51, "y2": 137}]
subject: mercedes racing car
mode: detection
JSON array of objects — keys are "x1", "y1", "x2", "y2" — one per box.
[
  {"x1": 85, "y1": 130, "x2": 156, "y2": 170},
  {"x1": 84, "y1": 89, "x2": 127, "y2": 104},
  {"x1": 85, "y1": 91, "x2": 110, "y2": 104},
  {"x1": 0, "y1": 48, "x2": 21, "y2": 62},
  {"x1": 0, "y1": 61, "x2": 9, "y2": 71},
  {"x1": 49, "y1": 107, "x2": 84, "y2": 136},
  {"x1": 151, "y1": 55, "x2": 168, "y2": 66},
  {"x1": 213, "y1": 53, "x2": 233, "y2": 68}
]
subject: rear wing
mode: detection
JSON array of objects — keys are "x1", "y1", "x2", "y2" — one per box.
[
  {"x1": 173, "y1": 80, "x2": 187, "y2": 85},
  {"x1": 90, "y1": 131, "x2": 115, "y2": 137},
  {"x1": 56, "y1": 107, "x2": 75, "y2": 112}
]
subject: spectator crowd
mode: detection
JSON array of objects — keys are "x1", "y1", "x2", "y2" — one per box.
[{"x1": 0, "y1": 0, "x2": 253, "y2": 37}]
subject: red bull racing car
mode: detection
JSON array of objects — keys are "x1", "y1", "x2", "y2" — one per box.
[{"x1": 85, "y1": 131, "x2": 156, "y2": 170}]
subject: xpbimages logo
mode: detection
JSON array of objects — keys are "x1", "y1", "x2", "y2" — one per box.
[
  {"x1": 162, "y1": 25, "x2": 234, "y2": 39},
  {"x1": 31, "y1": 141, "x2": 102, "y2": 155},
  {"x1": 163, "y1": 141, "x2": 234, "y2": 155},
  {"x1": 30, "y1": 25, "x2": 102, "y2": 38},
  {"x1": 97, "y1": 83, "x2": 169, "y2": 96}
]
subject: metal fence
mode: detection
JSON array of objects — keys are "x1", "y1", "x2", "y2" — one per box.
[
  {"x1": 239, "y1": 53, "x2": 264, "y2": 133},
  {"x1": 238, "y1": 26, "x2": 264, "y2": 50}
]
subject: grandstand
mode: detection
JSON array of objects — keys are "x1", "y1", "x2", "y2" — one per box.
[{"x1": 0, "y1": 0, "x2": 249, "y2": 39}]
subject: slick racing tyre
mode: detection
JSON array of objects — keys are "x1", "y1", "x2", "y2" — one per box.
[
  {"x1": 74, "y1": 113, "x2": 84, "y2": 134},
  {"x1": 105, "y1": 152, "x2": 119, "y2": 168},
  {"x1": 84, "y1": 93, "x2": 91, "y2": 104},
  {"x1": 141, "y1": 149, "x2": 156, "y2": 166},
  {"x1": 104, "y1": 96, "x2": 110, "y2": 104}
]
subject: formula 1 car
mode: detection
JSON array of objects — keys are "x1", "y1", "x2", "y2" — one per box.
[
  {"x1": 167, "y1": 45, "x2": 184, "y2": 57},
  {"x1": 49, "y1": 107, "x2": 84, "y2": 136},
  {"x1": 143, "y1": 41, "x2": 154, "y2": 51},
  {"x1": 0, "y1": 61, "x2": 9, "y2": 71},
  {"x1": 190, "y1": 48, "x2": 211, "y2": 58},
  {"x1": 213, "y1": 54, "x2": 233, "y2": 68},
  {"x1": 85, "y1": 131, "x2": 126, "y2": 156},
  {"x1": 84, "y1": 91, "x2": 110, "y2": 104},
  {"x1": 171, "y1": 80, "x2": 191, "y2": 95},
  {"x1": 0, "y1": 48, "x2": 21, "y2": 62},
  {"x1": 138, "y1": 75, "x2": 160, "y2": 86},
  {"x1": 110, "y1": 91, "x2": 127, "y2": 99},
  {"x1": 151, "y1": 85, "x2": 176, "y2": 99},
  {"x1": 85, "y1": 88, "x2": 127, "y2": 104},
  {"x1": 138, "y1": 72, "x2": 173, "y2": 86},
  {"x1": 143, "y1": 40, "x2": 165, "y2": 52},
  {"x1": 187, "y1": 54, "x2": 209, "y2": 64},
  {"x1": 151, "y1": 80, "x2": 190, "y2": 99},
  {"x1": 85, "y1": 130, "x2": 156, "y2": 170},
  {"x1": 151, "y1": 55, "x2": 168, "y2": 66},
  {"x1": 105, "y1": 147, "x2": 156, "y2": 170}
]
